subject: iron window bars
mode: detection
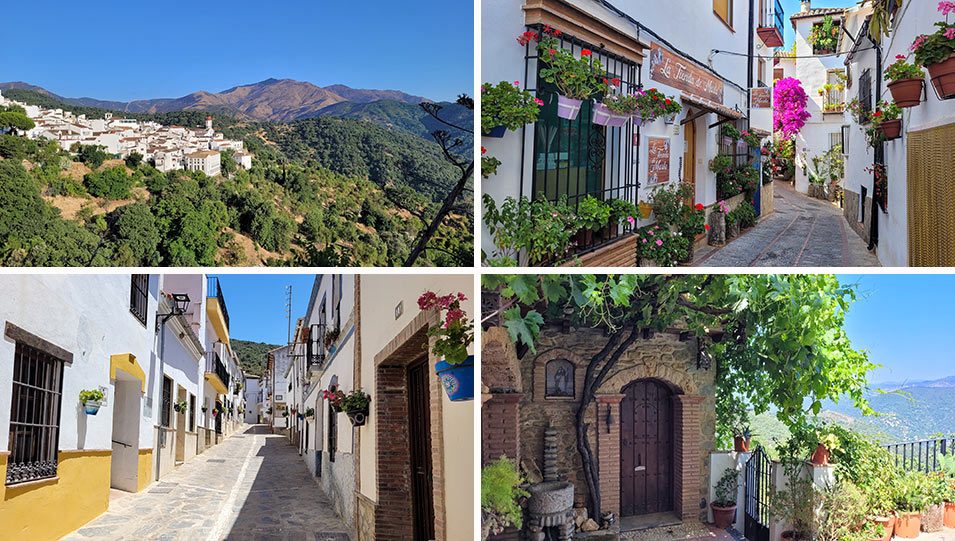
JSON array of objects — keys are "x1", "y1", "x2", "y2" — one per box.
[
  {"x1": 189, "y1": 394, "x2": 196, "y2": 432},
  {"x1": 521, "y1": 24, "x2": 639, "y2": 258},
  {"x1": 717, "y1": 118, "x2": 755, "y2": 168},
  {"x1": 130, "y1": 274, "x2": 149, "y2": 326},
  {"x1": 207, "y1": 350, "x2": 231, "y2": 391},
  {"x1": 858, "y1": 69, "x2": 872, "y2": 123},
  {"x1": 6, "y1": 342, "x2": 65, "y2": 485},
  {"x1": 161, "y1": 376, "x2": 172, "y2": 428}
]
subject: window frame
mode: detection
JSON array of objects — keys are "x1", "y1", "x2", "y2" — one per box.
[
  {"x1": 858, "y1": 69, "x2": 873, "y2": 123},
  {"x1": 714, "y1": 0, "x2": 734, "y2": 29},
  {"x1": 327, "y1": 403, "x2": 337, "y2": 463},
  {"x1": 161, "y1": 375, "x2": 172, "y2": 429},
  {"x1": 6, "y1": 341, "x2": 66, "y2": 486},
  {"x1": 188, "y1": 394, "x2": 196, "y2": 432},
  {"x1": 129, "y1": 274, "x2": 149, "y2": 326}
]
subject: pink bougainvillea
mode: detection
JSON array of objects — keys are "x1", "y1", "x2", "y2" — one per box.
[{"x1": 773, "y1": 77, "x2": 812, "y2": 139}]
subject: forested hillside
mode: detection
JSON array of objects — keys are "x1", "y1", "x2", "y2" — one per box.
[
  {"x1": 0, "y1": 91, "x2": 472, "y2": 267},
  {"x1": 232, "y1": 339, "x2": 280, "y2": 378}
]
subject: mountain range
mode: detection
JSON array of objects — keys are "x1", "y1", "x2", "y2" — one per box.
[{"x1": 0, "y1": 78, "x2": 430, "y2": 123}]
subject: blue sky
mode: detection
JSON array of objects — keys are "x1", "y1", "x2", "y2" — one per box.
[
  {"x1": 838, "y1": 274, "x2": 955, "y2": 385},
  {"x1": 779, "y1": 0, "x2": 859, "y2": 49},
  {"x1": 0, "y1": 1, "x2": 472, "y2": 102},
  {"x1": 215, "y1": 274, "x2": 317, "y2": 347}
]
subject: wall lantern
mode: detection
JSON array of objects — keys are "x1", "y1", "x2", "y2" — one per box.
[{"x1": 156, "y1": 293, "x2": 190, "y2": 331}]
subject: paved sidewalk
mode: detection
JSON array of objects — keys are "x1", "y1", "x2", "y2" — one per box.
[
  {"x1": 694, "y1": 181, "x2": 881, "y2": 267},
  {"x1": 63, "y1": 425, "x2": 350, "y2": 541}
]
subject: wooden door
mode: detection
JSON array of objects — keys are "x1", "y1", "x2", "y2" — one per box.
[
  {"x1": 620, "y1": 380, "x2": 674, "y2": 516},
  {"x1": 683, "y1": 120, "x2": 696, "y2": 205},
  {"x1": 408, "y1": 356, "x2": 435, "y2": 541}
]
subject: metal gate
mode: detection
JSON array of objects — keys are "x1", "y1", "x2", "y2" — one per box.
[{"x1": 744, "y1": 446, "x2": 771, "y2": 541}]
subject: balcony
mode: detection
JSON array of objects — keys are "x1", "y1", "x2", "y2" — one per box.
[
  {"x1": 206, "y1": 276, "x2": 230, "y2": 343},
  {"x1": 757, "y1": 0, "x2": 784, "y2": 48},
  {"x1": 205, "y1": 351, "x2": 230, "y2": 395},
  {"x1": 306, "y1": 322, "x2": 327, "y2": 369},
  {"x1": 823, "y1": 85, "x2": 846, "y2": 114}
]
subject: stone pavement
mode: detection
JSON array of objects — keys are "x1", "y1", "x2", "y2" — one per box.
[
  {"x1": 693, "y1": 181, "x2": 882, "y2": 267},
  {"x1": 63, "y1": 425, "x2": 351, "y2": 541}
]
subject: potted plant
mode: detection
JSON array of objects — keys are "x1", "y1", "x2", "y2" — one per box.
[
  {"x1": 635, "y1": 225, "x2": 689, "y2": 266},
  {"x1": 893, "y1": 470, "x2": 929, "y2": 538},
  {"x1": 724, "y1": 208, "x2": 740, "y2": 240},
  {"x1": 711, "y1": 467, "x2": 739, "y2": 529},
  {"x1": 481, "y1": 81, "x2": 543, "y2": 137},
  {"x1": 721, "y1": 123, "x2": 741, "y2": 146},
  {"x1": 324, "y1": 326, "x2": 341, "y2": 351},
  {"x1": 481, "y1": 147, "x2": 502, "y2": 179},
  {"x1": 297, "y1": 411, "x2": 305, "y2": 420},
  {"x1": 533, "y1": 27, "x2": 603, "y2": 120},
  {"x1": 80, "y1": 389, "x2": 104, "y2": 415},
  {"x1": 341, "y1": 390, "x2": 371, "y2": 426},
  {"x1": 481, "y1": 457, "x2": 530, "y2": 540},
  {"x1": 662, "y1": 96, "x2": 682, "y2": 124},
  {"x1": 811, "y1": 431, "x2": 840, "y2": 465},
  {"x1": 809, "y1": 15, "x2": 840, "y2": 53},
  {"x1": 609, "y1": 199, "x2": 638, "y2": 236},
  {"x1": 575, "y1": 195, "x2": 611, "y2": 245},
  {"x1": 911, "y1": 3, "x2": 955, "y2": 99},
  {"x1": 871, "y1": 101, "x2": 902, "y2": 140},
  {"x1": 482, "y1": 193, "x2": 577, "y2": 266},
  {"x1": 770, "y1": 469, "x2": 817, "y2": 540},
  {"x1": 418, "y1": 290, "x2": 474, "y2": 401},
  {"x1": 593, "y1": 77, "x2": 635, "y2": 127},
  {"x1": 174, "y1": 400, "x2": 188, "y2": 414},
  {"x1": 817, "y1": 480, "x2": 870, "y2": 541},
  {"x1": 885, "y1": 55, "x2": 926, "y2": 107},
  {"x1": 634, "y1": 88, "x2": 672, "y2": 124},
  {"x1": 922, "y1": 472, "x2": 949, "y2": 532},
  {"x1": 304, "y1": 407, "x2": 315, "y2": 419}
]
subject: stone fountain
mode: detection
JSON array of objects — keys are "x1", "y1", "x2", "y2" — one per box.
[{"x1": 526, "y1": 425, "x2": 575, "y2": 541}]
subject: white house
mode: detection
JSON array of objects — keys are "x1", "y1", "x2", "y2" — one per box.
[
  {"x1": 841, "y1": 0, "x2": 955, "y2": 267},
  {"x1": 481, "y1": 0, "x2": 782, "y2": 265},
  {"x1": 183, "y1": 149, "x2": 221, "y2": 177},
  {"x1": 243, "y1": 375, "x2": 262, "y2": 423},
  {"x1": 267, "y1": 345, "x2": 292, "y2": 431}
]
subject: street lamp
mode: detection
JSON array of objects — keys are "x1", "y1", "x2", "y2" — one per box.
[{"x1": 156, "y1": 293, "x2": 190, "y2": 332}]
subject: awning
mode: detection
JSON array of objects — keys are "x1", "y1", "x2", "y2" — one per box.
[
  {"x1": 679, "y1": 94, "x2": 745, "y2": 126},
  {"x1": 111, "y1": 353, "x2": 146, "y2": 393}
]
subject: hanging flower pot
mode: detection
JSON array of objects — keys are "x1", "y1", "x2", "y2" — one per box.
[
  {"x1": 723, "y1": 136, "x2": 733, "y2": 146},
  {"x1": 927, "y1": 53, "x2": 955, "y2": 99},
  {"x1": 877, "y1": 118, "x2": 902, "y2": 140},
  {"x1": 435, "y1": 355, "x2": 474, "y2": 401},
  {"x1": 592, "y1": 103, "x2": 630, "y2": 127},
  {"x1": 632, "y1": 112, "x2": 645, "y2": 128},
  {"x1": 886, "y1": 78, "x2": 924, "y2": 108},
  {"x1": 557, "y1": 95, "x2": 583, "y2": 120},
  {"x1": 484, "y1": 125, "x2": 507, "y2": 138},
  {"x1": 345, "y1": 408, "x2": 369, "y2": 427},
  {"x1": 83, "y1": 400, "x2": 103, "y2": 415},
  {"x1": 663, "y1": 112, "x2": 677, "y2": 125}
]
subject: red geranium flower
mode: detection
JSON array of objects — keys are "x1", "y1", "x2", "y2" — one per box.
[
  {"x1": 581, "y1": 49, "x2": 592, "y2": 56},
  {"x1": 611, "y1": 77, "x2": 620, "y2": 86},
  {"x1": 603, "y1": 78, "x2": 609, "y2": 85},
  {"x1": 705, "y1": 224, "x2": 710, "y2": 230},
  {"x1": 695, "y1": 203, "x2": 704, "y2": 210},
  {"x1": 481, "y1": 146, "x2": 486, "y2": 154}
]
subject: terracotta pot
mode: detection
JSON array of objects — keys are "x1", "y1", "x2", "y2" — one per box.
[
  {"x1": 887, "y1": 77, "x2": 924, "y2": 108},
  {"x1": 926, "y1": 52, "x2": 955, "y2": 99},
  {"x1": 711, "y1": 503, "x2": 737, "y2": 529},
  {"x1": 870, "y1": 515, "x2": 895, "y2": 541},
  {"x1": 944, "y1": 502, "x2": 955, "y2": 528},
  {"x1": 878, "y1": 119, "x2": 902, "y2": 140},
  {"x1": 733, "y1": 436, "x2": 751, "y2": 452},
  {"x1": 811, "y1": 443, "x2": 830, "y2": 465},
  {"x1": 895, "y1": 511, "x2": 921, "y2": 539}
]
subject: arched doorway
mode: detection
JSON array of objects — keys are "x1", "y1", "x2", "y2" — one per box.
[{"x1": 620, "y1": 379, "x2": 675, "y2": 517}]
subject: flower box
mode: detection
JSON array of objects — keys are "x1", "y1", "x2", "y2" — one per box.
[
  {"x1": 485, "y1": 125, "x2": 507, "y2": 138},
  {"x1": 83, "y1": 400, "x2": 102, "y2": 415},
  {"x1": 557, "y1": 95, "x2": 582, "y2": 120},
  {"x1": 592, "y1": 103, "x2": 629, "y2": 127}
]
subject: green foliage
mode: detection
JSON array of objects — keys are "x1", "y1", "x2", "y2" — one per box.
[
  {"x1": 77, "y1": 144, "x2": 109, "y2": 170},
  {"x1": 609, "y1": 199, "x2": 637, "y2": 226},
  {"x1": 79, "y1": 389, "x2": 104, "y2": 403},
  {"x1": 816, "y1": 481, "x2": 868, "y2": 541},
  {"x1": 893, "y1": 470, "x2": 931, "y2": 512},
  {"x1": 481, "y1": 81, "x2": 541, "y2": 133},
  {"x1": 0, "y1": 110, "x2": 35, "y2": 134},
  {"x1": 231, "y1": 339, "x2": 280, "y2": 377},
  {"x1": 340, "y1": 389, "x2": 371, "y2": 412},
  {"x1": 537, "y1": 34, "x2": 603, "y2": 100},
  {"x1": 809, "y1": 15, "x2": 839, "y2": 52},
  {"x1": 481, "y1": 457, "x2": 529, "y2": 540},
  {"x1": 481, "y1": 154, "x2": 501, "y2": 179},
  {"x1": 912, "y1": 20, "x2": 955, "y2": 67},
  {"x1": 634, "y1": 225, "x2": 688, "y2": 265},
  {"x1": 709, "y1": 154, "x2": 732, "y2": 174},
  {"x1": 125, "y1": 152, "x2": 143, "y2": 169},
  {"x1": 482, "y1": 193, "x2": 576, "y2": 266},
  {"x1": 713, "y1": 467, "x2": 739, "y2": 507},
  {"x1": 85, "y1": 166, "x2": 134, "y2": 199},
  {"x1": 884, "y1": 56, "x2": 926, "y2": 82},
  {"x1": 107, "y1": 202, "x2": 161, "y2": 266},
  {"x1": 576, "y1": 195, "x2": 610, "y2": 231}
]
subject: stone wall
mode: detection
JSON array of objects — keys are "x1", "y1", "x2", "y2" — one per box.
[
  {"x1": 516, "y1": 325, "x2": 717, "y2": 522},
  {"x1": 321, "y1": 450, "x2": 356, "y2": 528},
  {"x1": 843, "y1": 188, "x2": 873, "y2": 244}
]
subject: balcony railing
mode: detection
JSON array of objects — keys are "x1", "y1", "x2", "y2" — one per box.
[
  {"x1": 823, "y1": 87, "x2": 845, "y2": 113},
  {"x1": 757, "y1": 0, "x2": 784, "y2": 48},
  {"x1": 206, "y1": 351, "x2": 230, "y2": 391},
  {"x1": 206, "y1": 276, "x2": 230, "y2": 332},
  {"x1": 883, "y1": 436, "x2": 955, "y2": 473},
  {"x1": 307, "y1": 323, "x2": 327, "y2": 367}
]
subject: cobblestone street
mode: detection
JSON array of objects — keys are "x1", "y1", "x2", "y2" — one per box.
[
  {"x1": 694, "y1": 181, "x2": 882, "y2": 267},
  {"x1": 62, "y1": 425, "x2": 350, "y2": 541}
]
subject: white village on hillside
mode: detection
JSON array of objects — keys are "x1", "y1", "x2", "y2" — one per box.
[{"x1": 0, "y1": 89, "x2": 252, "y2": 176}]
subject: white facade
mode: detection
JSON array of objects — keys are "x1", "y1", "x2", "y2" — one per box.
[
  {"x1": 184, "y1": 150, "x2": 221, "y2": 177},
  {"x1": 481, "y1": 0, "x2": 777, "y2": 262},
  {"x1": 243, "y1": 376, "x2": 262, "y2": 423},
  {"x1": 268, "y1": 345, "x2": 292, "y2": 429}
]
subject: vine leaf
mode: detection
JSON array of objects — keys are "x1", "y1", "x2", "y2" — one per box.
[{"x1": 502, "y1": 307, "x2": 544, "y2": 353}]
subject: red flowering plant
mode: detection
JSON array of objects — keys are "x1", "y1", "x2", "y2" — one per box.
[
  {"x1": 481, "y1": 147, "x2": 502, "y2": 179},
  {"x1": 529, "y1": 26, "x2": 603, "y2": 100},
  {"x1": 884, "y1": 54, "x2": 926, "y2": 82},
  {"x1": 635, "y1": 88, "x2": 673, "y2": 121},
  {"x1": 865, "y1": 163, "x2": 888, "y2": 210},
  {"x1": 418, "y1": 291, "x2": 474, "y2": 365},
  {"x1": 599, "y1": 76, "x2": 637, "y2": 114},
  {"x1": 322, "y1": 388, "x2": 345, "y2": 412}
]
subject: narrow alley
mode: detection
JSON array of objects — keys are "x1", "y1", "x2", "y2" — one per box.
[
  {"x1": 62, "y1": 425, "x2": 351, "y2": 541},
  {"x1": 694, "y1": 181, "x2": 882, "y2": 267}
]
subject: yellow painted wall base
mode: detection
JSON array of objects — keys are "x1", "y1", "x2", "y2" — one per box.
[
  {"x1": 0, "y1": 450, "x2": 111, "y2": 541},
  {"x1": 137, "y1": 449, "x2": 153, "y2": 492}
]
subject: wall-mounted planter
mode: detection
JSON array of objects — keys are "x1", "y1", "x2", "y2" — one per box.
[
  {"x1": 887, "y1": 78, "x2": 924, "y2": 107},
  {"x1": 878, "y1": 119, "x2": 902, "y2": 140},
  {"x1": 83, "y1": 400, "x2": 102, "y2": 415},
  {"x1": 592, "y1": 103, "x2": 630, "y2": 127},
  {"x1": 435, "y1": 355, "x2": 474, "y2": 401},
  {"x1": 632, "y1": 113, "x2": 645, "y2": 127},
  {"x1": 663, "y1": 112, "x2": 677, "y2": 125},
  {"x1": 484, "y1": 125, "x2": 507, "y2": 138},
  {"x1": 346, "y1": 409, "x2": 368, "y2": 427},
  {"x1": 556, "y1": 95, "x2": 582, "y2": 120},
  {"x1": 927, "y1": 53, "x2": 955, "y2": 99}
]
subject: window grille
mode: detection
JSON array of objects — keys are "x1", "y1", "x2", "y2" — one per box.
[
  {"x1": 130, "y1": 274, "x2": 149, "y2": 325},
  {"x1": 189, "y1": 394, "x2": 196, "y2": 432},
  {"x1": 161, "y1": 376, "x2": 172, "y2": 428},
  {"x1": 830, "y1": 132, "x2": 843, "y2": 151},
  {"x1": 523, "y1": 25, "x2": 638, "y2": 255},
  {"x1": 859, "y1": 70, "x2": 872, "y2": 122},
  {"x1": 717, "y1": 118, "x2": 754, "y2": 168},
  {"x1": 328, "y1": 404, "x2": 337, "y2": 463},
  {"x1": 7, "y1": 342, "x2": 65, "y2": 485}
]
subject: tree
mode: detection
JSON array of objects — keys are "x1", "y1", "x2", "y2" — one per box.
[
  {"x1": 483, "y1": 274, "x2": 876, "y2": 518},
  {"x1": 0, "y1": 133, "x2": 37, "y2": 160},
  {"x1": 125, "y1": 152, "x2": 143, "y2": 169},
  {"x1": 0, "y1": 111, "x2": 35, "y2": 135},
  {"x1": 220, "y1": 148, "x2": 237, "y2": 177},
  {"x1": 107, "y1": 202, "x2": 160, "y2": 266},
  {"x1": 85, "y1": 166, "x2": 133, "y2": 199},
  {"x1": 78, "y1": 144, "x2": 109, "y2": 170}
]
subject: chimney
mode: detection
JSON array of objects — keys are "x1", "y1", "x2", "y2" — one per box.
[{"x1": 801, "y1": 0, "x2": 811, "y2": 12}]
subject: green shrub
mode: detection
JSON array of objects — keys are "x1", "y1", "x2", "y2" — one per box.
[
  {"x1": 576, "y1": 195, "x2": 610, "y2": 231},
  {"x1": 85, "y1": 166, "x2": 133, "y2": 199},
  {"x1": 481, "y1": 457, "x2": 529, "y2": 540}
]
